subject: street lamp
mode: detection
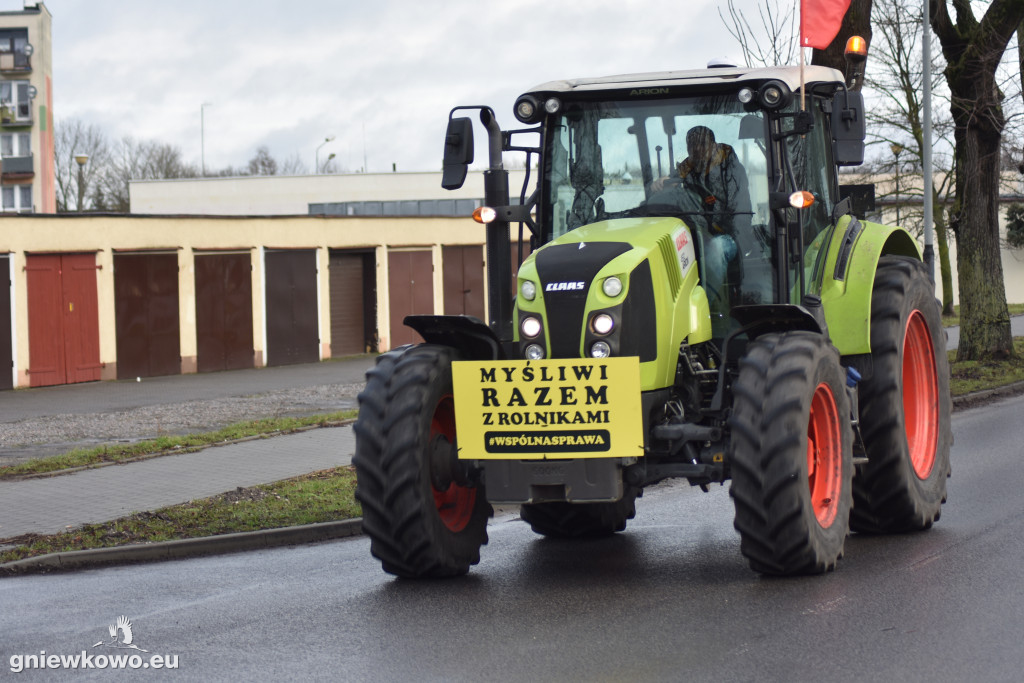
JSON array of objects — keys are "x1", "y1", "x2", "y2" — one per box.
[
  {"x1": 890, "y1": 143, "x2": 904, "y2": 226},
  {"x1": 74, "y1": 153, "x2": 88, "y2": 212},
  {"x1": 315, "y1": 135, "x2": 335, "y2": 174},
  {"x1": 201, "y1": 102, "x2": 213, "y2": 176}
]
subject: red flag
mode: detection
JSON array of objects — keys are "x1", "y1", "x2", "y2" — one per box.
[{"x1": 801, "y1": 0, "x2": 852, "y2": 50}]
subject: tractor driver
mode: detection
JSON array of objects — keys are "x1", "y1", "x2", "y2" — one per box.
[{"x1": 649, "y1": 125, "x2": 752, "y2": 306}]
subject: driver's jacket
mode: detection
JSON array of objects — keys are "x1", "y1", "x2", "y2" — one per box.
[{"x1": 675, "y1": 143, "x2": 752, "y2": 236}]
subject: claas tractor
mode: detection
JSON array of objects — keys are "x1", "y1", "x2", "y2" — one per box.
[{"x1": 352, "y1": 46, "x2": 952, "y2": 578}]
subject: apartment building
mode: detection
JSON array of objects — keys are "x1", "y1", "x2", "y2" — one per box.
[{"x1": 0, "y1": 1, "x2": 53, "y2": 214}]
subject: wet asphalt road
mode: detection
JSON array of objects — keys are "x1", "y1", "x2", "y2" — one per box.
[{"x1": 2, "y1": 393, "x2": 1022, "y2": 682}]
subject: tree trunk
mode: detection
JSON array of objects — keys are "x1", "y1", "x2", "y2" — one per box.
[
  {"x1": 811, "y1": 0, "x2": 874, "y2": 89},
  {"x1": 934, "y1": 200, "x2": 954, "y2": 317},
  {"x1": 931, "y1": 0, "x2": 1022, "y2": 361},
  {"x1": 953, "y1": 121, "x2": 1014, "y2": 360}
]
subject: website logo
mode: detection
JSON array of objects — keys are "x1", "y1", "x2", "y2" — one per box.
[
  {"x1": 8, "y1": 615, "x2": 178, "y2": 673},
  {"x1": 92, "y1": 615, "x2": 148, "y2": 652}
]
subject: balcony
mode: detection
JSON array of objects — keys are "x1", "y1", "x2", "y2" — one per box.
[
  {"x1": 0, "y1": 105, "x2": 30, "y2": 128},
  {"x1": 0, "y1": 51, "x2": 30, "y2": 73},
  {"x1": 1, "y1": 154, "x2": 33, "y2": 179}
]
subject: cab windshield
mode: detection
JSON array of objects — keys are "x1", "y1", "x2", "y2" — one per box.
[
  {"x1": 542, "y1": 95, "x2": 775, "y2": 315},
  {"x1": 544, "y1": 95, "x2": 770, "y2": 241}
]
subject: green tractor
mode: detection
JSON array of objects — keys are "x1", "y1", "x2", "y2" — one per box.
[{"x1": 352, "y1": 52, "x2": 952, "y2": 578}]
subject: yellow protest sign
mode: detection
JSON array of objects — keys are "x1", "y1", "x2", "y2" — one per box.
[{"x1": 452, "y1": 357, "x2": 644, "y2": 460}]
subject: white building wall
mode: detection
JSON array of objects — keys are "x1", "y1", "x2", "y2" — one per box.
[{"x1": 130, "y1": 169, "x2": 531, "y2": 216}]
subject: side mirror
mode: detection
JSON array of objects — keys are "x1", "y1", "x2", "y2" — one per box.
[
  {"x1": 442, "y1": 117, "x2": 474, "y2": 190},
  {"x1": 832, "y1": 90, "x2": 865, "y2": 166}
]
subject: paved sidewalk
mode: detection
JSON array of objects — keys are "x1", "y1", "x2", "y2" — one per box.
[{"x1": 0, "y1": 426, "x2": 355, "y2": 540}]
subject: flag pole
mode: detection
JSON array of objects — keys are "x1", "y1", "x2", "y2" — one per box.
[
  {"x1": 799, "y1": 2, "x2": 806, "y2": 111},
  {"x1": 800, "y1": 43, "x2": 806, "y2": 110}
]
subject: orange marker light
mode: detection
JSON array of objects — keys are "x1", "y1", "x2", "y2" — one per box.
[
  {"x1": 472, "y1": 206, "x2": 497, "y2": 224},
  {"x1": 845, "y1": 35, "x2": 868, "y2": 61},
  {"x1": 789, "y1": 191, "x2": 815, "y2": 209}
]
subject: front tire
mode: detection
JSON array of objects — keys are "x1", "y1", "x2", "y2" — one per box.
[
  {"x1": 353, "y1": 345, "x2": 492, "y2": 578},
  {"x1": 520, "y1": 487, "x2": 641, "y2": 538},
  {"x1": 729, "y1": 332, "x2": 854, "y2": 575},
  {"x1": 851, "y1": 256, "x2": 952, "y2": 533}
]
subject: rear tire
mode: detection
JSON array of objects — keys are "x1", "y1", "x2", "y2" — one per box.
[
  {"x1": 520, "y1": 487, "x2": 640, "y2": 538},
  {"x1": 729, "y1": 332, "x2": 853, "y2": 575},
  {"x1": 353, "y1": 345, "x2": 492, "y2": 578},
  {"x1": 851, "y1": 256, "x2": 952, "y2": 533}
]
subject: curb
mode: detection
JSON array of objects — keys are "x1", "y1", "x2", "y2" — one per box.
[
  {"x1": 951, "y1": 380, "x2": 1024, "y2": 411},
  {"x1": 0, "y1": 518, "x2": 363, "y2": 575}
]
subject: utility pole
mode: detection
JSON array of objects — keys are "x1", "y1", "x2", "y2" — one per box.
[{"x1": 201, "y1": 102, "x2": 212, "y2": 176}]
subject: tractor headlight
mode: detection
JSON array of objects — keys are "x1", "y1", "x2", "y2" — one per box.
[
  {"x1": 521, "y1": 316, "x2": 542, "y2": 339},
  {"x1": 591, "y1": 313, "x2": 614, "y2": 336},
  {"x1": 590, "y1": 341, "x2": 611, "y2": 358},
  {"x1": 602, "y1": 276, "x2": 623, "y2": 298},
  {"x1": 521, "y1": 280, "x2": 537, "y2": 301},
  {"x1": 514, "y1": 95, "x2": 542, "y2": 124},
  {"x1": 758, "y1": 80, "x2": 792, "y2": 110},
  {"x1": 525, "y1": 344, "x2": 545, "y2": 360}
]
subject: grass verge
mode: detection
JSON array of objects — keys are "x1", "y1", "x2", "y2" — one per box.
[
  {"x1": 0, "y1": 411, "x2": 356, "y2": 479},
  {"x1": 948, "y1": 337, "x2": 1024, "y2": 395},
  {"x1": 0, "y1": 467, "x2": 359, "y2": 566}
]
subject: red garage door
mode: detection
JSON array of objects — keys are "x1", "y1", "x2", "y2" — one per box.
[{"x1": 26, "y1": 253, "x2": 101, "y2": 387}]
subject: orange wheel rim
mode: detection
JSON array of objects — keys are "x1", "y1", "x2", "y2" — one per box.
[
  {"x1": 808, "y1": 383, "x2": 843, "y2": 528},
  {"x1": 903, "y1": 311, "x2": 939, "y2": 479},
  {"x1": 430, "y1": 394, "x2": 476, "y2": 532}
]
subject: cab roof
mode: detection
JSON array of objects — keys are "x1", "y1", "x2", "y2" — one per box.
[{"x1": 525, "y1": 65, "x2": 844, "y2": 95}]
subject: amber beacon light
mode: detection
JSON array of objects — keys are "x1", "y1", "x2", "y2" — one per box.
[{"x1": 844, "y1": 36, "x2": 868, "y2": 62}]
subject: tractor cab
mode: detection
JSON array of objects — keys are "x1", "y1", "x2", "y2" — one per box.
[{"x1": 515, "y1": 65, "x2": 865, "y2": 340}]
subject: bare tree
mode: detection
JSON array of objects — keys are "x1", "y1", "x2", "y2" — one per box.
[
  {"x1": 931, "y1": 0, "x2": 1024, "y2": 361},
  {"x1": 721, "y1": 0, "x2": 873, "y2": 85},
  {"x1": 862, "y1": 0, "x2": 957, "y2": 315},
  {"x1": 53, "y1": 118, "x2": 110, "y2": 212},
  {"x1": 720, "y1": 0, "x2": 800, "y2": 67},
  {"x1": 95, "y1": 137, "x2": 197, "y2": 212},
  {"x1": 247, "y1": 146, "x2": 278, "y2": 176},
  {"x1": 280, "y1": 152, "x2": 308, "y2": 176}
]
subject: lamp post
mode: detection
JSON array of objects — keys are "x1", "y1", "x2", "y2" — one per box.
[
  {"x1": 315, "y1": 135, "x2": 335, "y2": 174},
  {"x1": 74, "y1": 153, "x2": 88, "y2": 212},
  {"x1": 201, "y1": 102, "x2": 212, "y2": 176},
  {"x1": 890, "y1": 143, "x2": 904, "y2": 226}
]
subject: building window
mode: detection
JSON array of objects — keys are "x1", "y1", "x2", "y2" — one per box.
[
  {"x1": 308, "y1": 197, "x2": 487, "y2": 217},
  {"x1": 0, "y1": 80, "x2": 31, "y2": 121},
  {"x1": 2, "y1": 183, "x2": 32, "y2": 212},
  {"x1": 0, "y1": 29, "x2": 30, "y2": 69},
  {"x1": 0, "y1": 132, "x2": 29, "y2": 157}
]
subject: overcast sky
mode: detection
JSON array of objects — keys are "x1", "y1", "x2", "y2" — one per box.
[{"x1": 24, "y1": 0, "x2": 769, "y2": 174}]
